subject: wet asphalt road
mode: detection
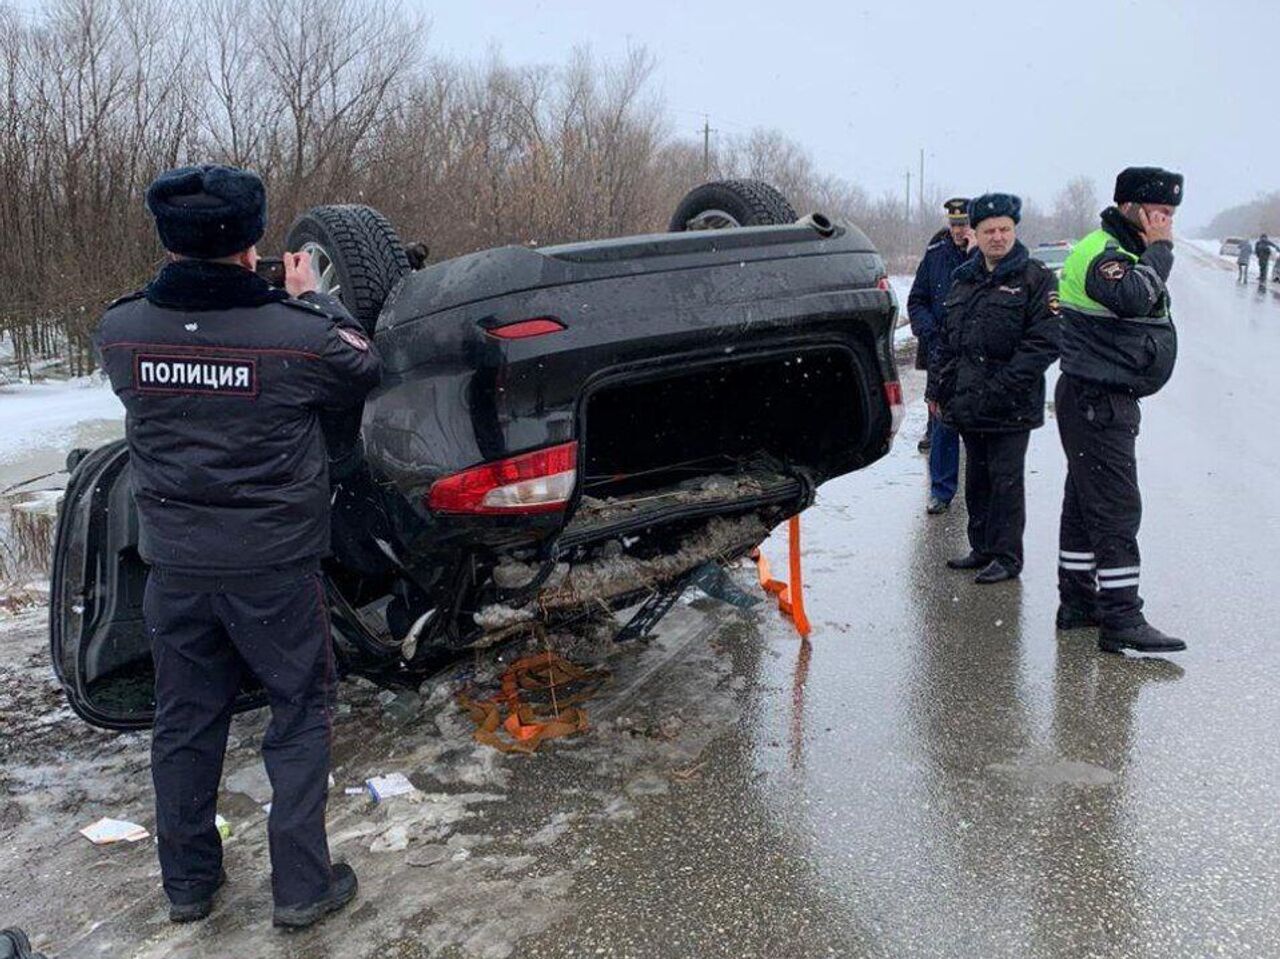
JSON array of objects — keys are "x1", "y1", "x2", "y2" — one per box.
[
  {"x1": 4, "y1": 244, "x2": 1279, "y2": 958},
  {"x1": 519, "y1": 244, "x2": 1280, "y2": 958}
]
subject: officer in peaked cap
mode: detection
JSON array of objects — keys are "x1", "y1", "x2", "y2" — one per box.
[{"x1": 908, "y1": 196, "x2": 975, "y2": 512}]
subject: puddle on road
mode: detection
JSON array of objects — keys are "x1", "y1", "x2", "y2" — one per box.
[{"x1": 986, "y1": 755, "x2": 1118, "y2": 788}]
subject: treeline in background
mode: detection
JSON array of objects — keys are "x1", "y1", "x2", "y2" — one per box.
[
  {"x1": 1202, "y1": 193, "x2": 1280, "y2": 241},
  {"x1": 1, "y1": 0, "x2": 1106, "y2": 383}
]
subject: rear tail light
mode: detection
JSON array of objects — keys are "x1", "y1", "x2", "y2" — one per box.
[
  {"x1": 884, "y1": 381, "x2": 905, "y2": 438},
  {"x1": 427, "y1": 442, "x2": 578, "y2": 514},
  {"x1": 485, "y1": 317, "x2": 566, "y2": 339}
]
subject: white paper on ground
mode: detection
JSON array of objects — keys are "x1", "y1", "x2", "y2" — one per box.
[
  {"x1": 365, "y1": 773, "x2": 416, "y2": 802},
  {"x1": 80, "y1": 817, "x2": 150, "y2": 844}
]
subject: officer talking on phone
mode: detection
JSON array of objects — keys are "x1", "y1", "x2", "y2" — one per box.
[{"x1": 1053, "y1": 166, "x2": 1185, "y2": 655}]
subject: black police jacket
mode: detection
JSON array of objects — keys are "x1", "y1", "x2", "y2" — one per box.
[
  {"x1": 94, "y1": 259, "x2": 383, "y2": 573},
  {"x1": 927, "y1": 241, "x2": 1060, "y2": 433}
]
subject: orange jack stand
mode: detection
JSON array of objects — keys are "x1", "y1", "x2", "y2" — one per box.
[{"x1": 750, "y1": 515, "x2": 812, "y2": 638}]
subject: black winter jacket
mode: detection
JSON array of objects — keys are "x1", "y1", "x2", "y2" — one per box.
[
  {"x1": 94, "y1": 259, "x2": 382, "y2": 573},
  {"x1": 927, "y1": 241, "x2": 1060, "y2": 433}
]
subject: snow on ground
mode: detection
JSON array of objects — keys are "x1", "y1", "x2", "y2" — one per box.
[
  {"x1": 1186, "y1": 238, "x2": 1228, "y2": 257},
  {"x1": 0, "y1": 376, "x2": 123, "y2": 467},
  {"x1": 890, "y1": 274, "x2": 915, "y2": 349}
]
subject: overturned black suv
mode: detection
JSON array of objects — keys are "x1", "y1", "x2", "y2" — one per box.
[{"x1": 50, "y1": 180, "x2": 902, "y2": 730}]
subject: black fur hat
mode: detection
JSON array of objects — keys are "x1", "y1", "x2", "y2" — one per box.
[
  {"x1": 145, "y1": 165, "x2": 267, "y2": 258},
  {"x1": 1113, "y1": 167, "x2": 1184, "y2": 207},
  {"x1": 968, "y1": 193, "x2": 1022, "y2": 229}
]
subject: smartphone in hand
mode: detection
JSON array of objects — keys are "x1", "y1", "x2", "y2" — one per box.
[{"x1": 255, "y1": 257, "x2": 286, "y2": 288}]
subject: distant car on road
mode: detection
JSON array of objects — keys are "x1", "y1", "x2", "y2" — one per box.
[
  {"x1": 1219, "y1": 237, "x2": 1246, "y2": 257},
  {"x1": 1032, "y1": 240, "x2": 1074, "y2": 276}
]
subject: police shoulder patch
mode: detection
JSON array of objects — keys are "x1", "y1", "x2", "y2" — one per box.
[
  {"x1": 1098, "y1": 260, "x2": 1129, "y2": 282},
  {"x1": 1048, "y1": 291, "x2": 1062, "y2": 316}
]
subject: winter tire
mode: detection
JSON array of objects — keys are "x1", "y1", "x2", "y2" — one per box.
[
  {"x1": 285, "y1": 205, "x2": 412, "y2": 332},
  {"x1": 668, "y1": 179, "x2": 798, "y2": 232}
]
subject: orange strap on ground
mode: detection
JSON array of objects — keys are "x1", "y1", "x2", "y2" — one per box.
[
  {"x1": 458, "y1": 650, "x2": 608, "y2": 754},
  {"x1": 750, "y1": 514, "x2": 812, "y2": 638}
]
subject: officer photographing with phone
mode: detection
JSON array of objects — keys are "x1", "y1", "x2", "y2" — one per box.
[
  {"x1": 1054, "y1": 166, "x2": 1185, "y2": 655},
  {"x1": 94, "y1": 165, "x2": 381, "y2": 928}
]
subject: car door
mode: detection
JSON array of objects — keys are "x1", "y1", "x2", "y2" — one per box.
[{"x1": 48, "y1": 441, "x2": 270, "y2": 730}]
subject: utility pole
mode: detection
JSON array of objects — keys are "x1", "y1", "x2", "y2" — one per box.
[
  {"x1": 919, "y1": 148, "x2": 925, "y2": 214},
  {"x1": 905, "y1": 168, "x2": 912, "y2": 222},
  {"x1": 702, "y1": 116, "x2": 717, "y2": 177}
]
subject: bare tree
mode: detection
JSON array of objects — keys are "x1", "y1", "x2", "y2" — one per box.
[
  {"x1": 1052, "y1": 175, "x2": 1099, "y2": 241},
  {"x1": 0, "y1": 0, "x2": 1107, "y2": 381}
]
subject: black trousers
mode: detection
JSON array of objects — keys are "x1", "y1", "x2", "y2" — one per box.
[
  {"x1": 1055, "y1": 374, "x2": 1145, "y2": 628},
  {"x1": 145, "y1": 566, "x2": 335, "y2": 908},
  {"x1": 960, "y1": 429, "x2": 1030, "y2": 574}
]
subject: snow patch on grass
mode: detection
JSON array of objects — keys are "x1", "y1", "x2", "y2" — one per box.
[{"x1": 0, "y1": 376, "x2": 122, "y2": 467}]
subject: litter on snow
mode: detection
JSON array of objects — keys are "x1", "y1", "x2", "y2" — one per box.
[{"x1": 80, "y1": 817, "x2": 149, "y2": 845}]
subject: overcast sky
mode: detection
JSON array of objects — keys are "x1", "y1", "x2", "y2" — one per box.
[{"x1": 421, "y1": 0, "x2": 1279, "y2": 231}]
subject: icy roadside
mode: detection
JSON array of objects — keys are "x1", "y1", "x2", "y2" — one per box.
[
  {"x1": 0, "y1": 375, "x2": 123, "y2": 468},
  {"x1": 889, "y1": 275, "x2": 915, "y2": 350}
]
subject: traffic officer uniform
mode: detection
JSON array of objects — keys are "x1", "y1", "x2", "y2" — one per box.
[
  {"x1": 1055, "y1": 166, "x2": 1185, "y2": 654},
  {"x1": 94, "y1": 165, "x2": 382, "y2": 924},
  {"x1": 908, "y1": 197, "x2": 970, "y2": 510},
  {"x1": 927, "y1": 193, "x2": 1059, "y2": 583}
]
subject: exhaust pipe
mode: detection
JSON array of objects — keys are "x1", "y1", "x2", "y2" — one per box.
[{"x1": 795, "y1": 212, "x2": 836, "y2": 238}]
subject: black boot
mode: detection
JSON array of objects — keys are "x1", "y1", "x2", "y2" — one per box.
[
  {"x1": 917, "y1": 433, "x2": 932, "y2": 453},
  {"x1": 1055, "y1": 604, "x2": 1099, "y2": 631},
  {"x1": 273, "y1": 863, "x2": 358, "y2": 930},
  {"x1": 974, "y1": 560, "x2": 1017, "y2": 584},
  {"x1": 1098, "y1": 622, "x2": 1186, "y2": 654},
  {"x1": 946, "y1": 551, "x2": 989, "y2": 570},
  {"x1": 169, "y1": 869, "x2": 227, "y2": 924}
]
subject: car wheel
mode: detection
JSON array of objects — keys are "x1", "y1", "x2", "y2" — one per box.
[
  {"x1": 284, "y1": 205, "x2": 412, "y2": 333},
  {"x1": 668, "y1": 179, "x2": 798, "y2": 232}
]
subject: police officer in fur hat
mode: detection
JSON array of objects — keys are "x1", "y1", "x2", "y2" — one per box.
[
  {"x1": 927, "y1": 193, "x2": 1060, "y2": 584},
  {"x1": 1054, "y1": 166, "x2": 1185, "y2": 655},
  {"x1": 94, "y1": 165, "x2": 380, "y2": 927}
]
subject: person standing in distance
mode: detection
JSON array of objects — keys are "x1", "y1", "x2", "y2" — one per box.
[
  {"x1": 1256, "y1": 232, "x2": 1279, "y2": 286},
  {"x1": 1054, "y1": 166, "x2": 1185, "y2": 654},
  {"x1": 908, "y1": 197, "x2": 973, "y2": 514},
  {"x1": 1236, "y1": 237, "x2": 1253, "y2": 284},
  {"x1": 94, "y1": 165, "x2": 381, "y2": 927},
  {"x1": 928, "y1": 193, "x2": 1060, "y2": 583}
]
